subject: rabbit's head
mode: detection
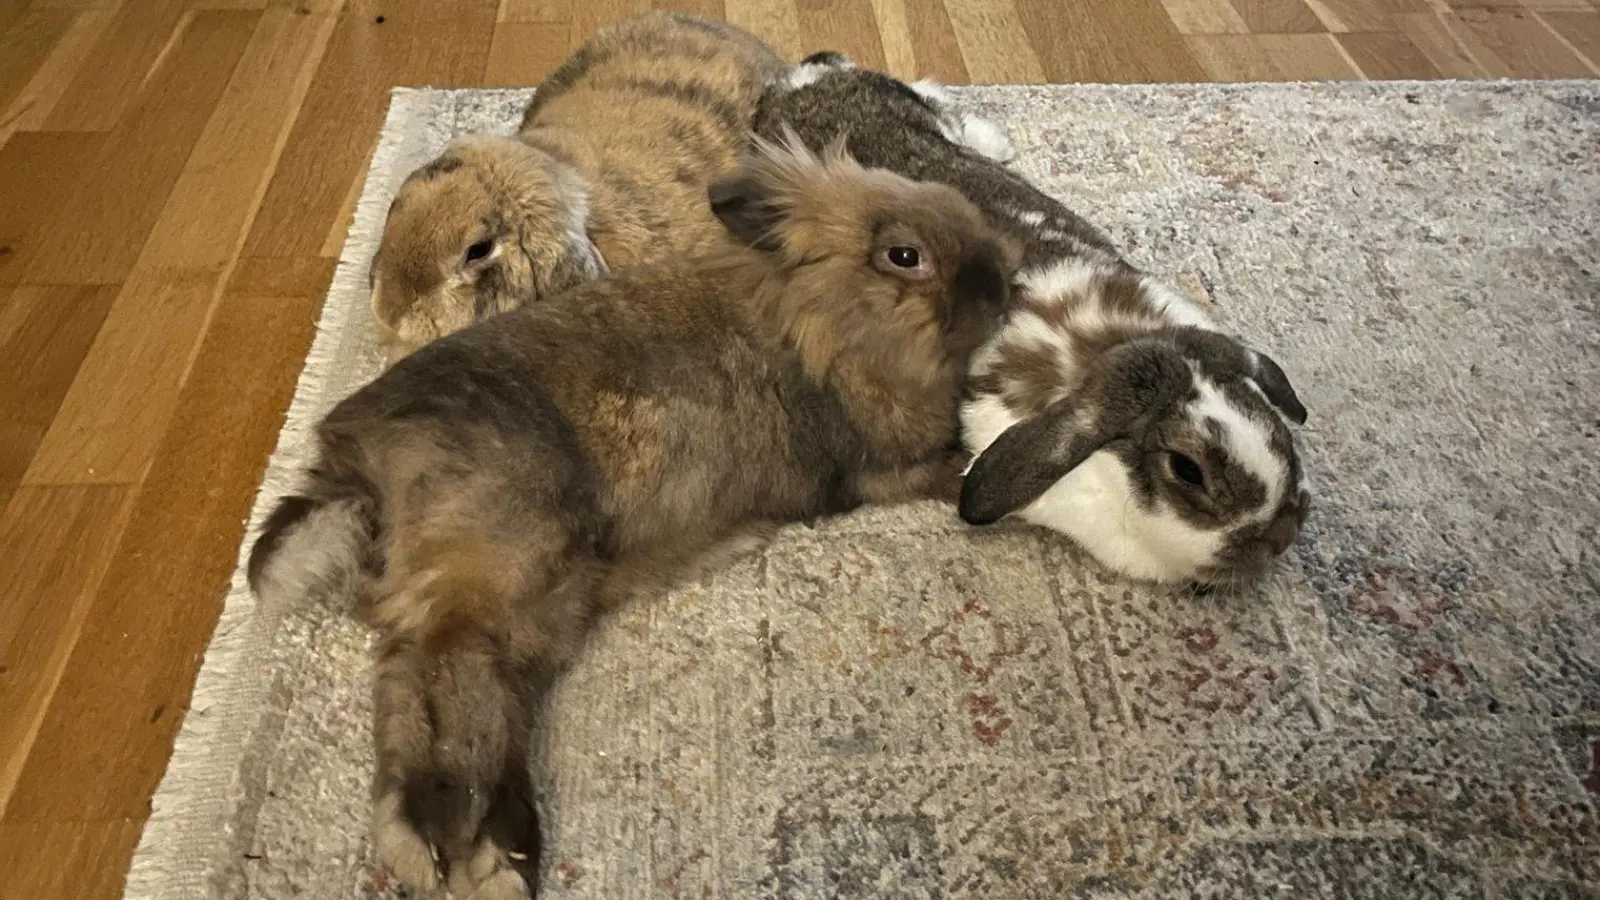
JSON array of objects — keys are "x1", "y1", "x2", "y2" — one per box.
[
  {"x1": 368, "y1": 136, "x2": 605, "y2": 364},
  {"x1": 961, "y1": 322, "x2": 1310, "y2": 586},
  {"x1": 709, "y1": 133, "x2": 1020, "y2": 458}
]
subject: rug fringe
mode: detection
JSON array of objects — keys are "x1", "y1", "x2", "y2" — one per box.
[{"x1": 121, "y1": 87, "x2": 440, "y2": 900}]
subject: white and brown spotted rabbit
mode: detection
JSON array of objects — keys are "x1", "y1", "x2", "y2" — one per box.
[
  {"x1": 369, "y1": 12, "x2": 786, "y2": 363},
  {"x1": 755, "y1": 54, "x2": 1312, "y2": 586}
]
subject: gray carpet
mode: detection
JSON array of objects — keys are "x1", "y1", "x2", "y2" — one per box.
[{"x1": 125, "y1": 81, "x2": 1600, "y2": 900}]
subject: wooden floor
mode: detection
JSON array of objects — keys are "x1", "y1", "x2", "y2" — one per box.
[{"x1": 0, "y1": 0, "x2": 1596, "y2": 896}]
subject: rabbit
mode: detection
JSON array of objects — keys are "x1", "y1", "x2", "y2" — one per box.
[
  {"x1": 368, "y1": 11, "x2": 787, "y2": 364},
  {"x1": 246, "y1": 137, "x2": 1018, "y2": 899},
  {"x1": 754, "y1": 54, "x2": 1312, "y2": 586}
]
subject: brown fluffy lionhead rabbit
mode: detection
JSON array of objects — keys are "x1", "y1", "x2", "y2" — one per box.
[
  {"x1": 368, "y1": 11, "x2": 785, "y2": 363},
  {"x1": 247, "y1": 139, "x2": 1017, "y2": 899}
]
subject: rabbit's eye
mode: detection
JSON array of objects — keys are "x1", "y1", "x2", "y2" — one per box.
[
  {"x1": 1169, "y1": 452, "x2": 1206, "y2": 488},
  {"x1": 887, "y1": 246, "x2": 920, "y2": 268},
  {"x1": 464, "y1": 239, "x2": 495, "y2": 265}
]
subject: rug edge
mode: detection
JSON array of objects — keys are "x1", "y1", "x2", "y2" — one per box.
[{"x1": 120, "y1": 87, "x2": 431, "y2": 900}]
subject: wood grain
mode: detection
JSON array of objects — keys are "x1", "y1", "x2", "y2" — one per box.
[
  {"x1": 134, "y1": 5, "x2": 340, "y2": 271},
  {"x1": 3, "y1": 283, "x2": 323, "y2": 822},
  {"x1": 797, "y1": 0, "x2": 890, "y2": 70},
  {"x1": 1339, "y1": 29, "x2": 1445, "y2": 76},
  {"x1": 940, "y1": 0, "x2": 1046, "y2": 82},
  {"x1": 903, "y1": 0, "x2": 970, "y2": 80},
  {"x1": 10, "y1": 10, "x2": 258, "y2": 286},
  {"x1": 485, "y1": 20, "x2": 576, "y2": 85},
  {"x1": 0, "y1": 485, "x2": 135, "y2": 818},
  {"x1": 0, "y1": 131, "x2": 107, "y2": 285},
  {"x1": 22, "y1": 269, "x2": 223, "y2": 485},
  {"x1": 724, "y1": 0, "x2": 803, "y2": 58},
  {"x1": 1015, "y1": 0, "x2": 1207, "y2": 82},
  {"x1": 0, "y1": 285, "x2": 116, "y2": 507},
  {"x1": 657, "y1": 0, "x2": 727, "y2": 22},
  {"x1": 870, "y1": 0, "x2": 919, "y2": 77},
  {"x1": 1440, "y1": 0, "x2": 1595, "y2": 9},
  {"x1": 1539, "y1": 10, "x2": 1600, "y2": 68},
  {"x1": 1163, "y1": 0, "x2": 1251, "y2": 34},
  {"x1": 42, "y1": 0, "x2": 190, "y2": 131},
  {"x1": 1398, "y1": 11, "x2": 1500, "y2": 74},
  {"x1": 1187, "y1": 33, "x2": 1285, "y2": 78},
  {"x1": 1305, "y1": 0, "x2": 1428, "y2": 33},
  {"x1": 1452, "y1": 6, "x2": 1594, "y2": 74},
  {"x1": 500, "y1": 0, "x2": 570, "y2": 22},
  {"x1": 1230, "y1": 0, "x2": 1325, "y2": 33},
  {"x1": 241, "y1": 0, "x2": 498, "y2": 261},
  {"x1": 0, "y1": 820, "x2": 143, "y2": 900},
  {"x1": 0, "y1": 3, "x2": 1589, "y2": 898},
  {"x1": 0, "y1": 9, "x2": 74, "y2": 112},
  {"x1": 1258, "y1": 32, "x2": 1362, "y2": 77},
  {"x1": 0, "y1": 7, "x2": 118, "y2": 144},
  {"x1": 224, "y1": 255, "x2": 337, "y2": 297}
]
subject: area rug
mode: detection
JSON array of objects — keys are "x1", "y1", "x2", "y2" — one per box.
[{"x1": 124, "y1": 80, "x2": 1600, "y2": 899}]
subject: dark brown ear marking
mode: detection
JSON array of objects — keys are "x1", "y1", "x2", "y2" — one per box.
[
  {"x1": 959, "y1": 400, "x2": 1109, "y2": 525},
  {"x1": 1250, "y1": 351, "x2": 1308, "y2": 425},
  {"x1": 799, "y1": 50, "x2": 852, "y2": 66},
  {"x1": 414, "y1": 154, "x2": 464, "y2": 180},
  {"x1": 708, "y1": 174, "x2": 783, "y2": 250}
]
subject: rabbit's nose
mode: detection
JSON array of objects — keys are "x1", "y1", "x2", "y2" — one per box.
[{"x1": 1264, "y1": 515, "x2": 1299, "y2": 556}]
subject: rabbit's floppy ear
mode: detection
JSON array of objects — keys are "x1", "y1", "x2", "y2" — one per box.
[
  {"x1": 708, "y1": 128, "x2": 812, "y2": 251},
  {"x1": 799, "y1": 50, "x2": 853, "y2": 67},
  {"x1": 959, "y1": 338, "x2": 1193, "y2": 526},
  {"x1": 1249, "y1": 349, "x2": 1308, "y2": 425},
  {"x1": 709, "y1": 172, "x2": 783, "y2": 251},
  {"x1": 959, "y1": 399, "x2": 1113, "y2": 526}
]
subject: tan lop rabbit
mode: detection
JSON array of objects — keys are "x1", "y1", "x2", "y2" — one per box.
[
  {"x1": 246, "y1": 140, "x2": 1018, "y2": 899},
  {"x1": 369, "y1": 12, "x2": 786, "y2": 363}
]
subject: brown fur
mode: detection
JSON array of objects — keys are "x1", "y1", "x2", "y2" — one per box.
[
  {"x1": 369, "y1": 12, "x2": 786, "y2": 364},
  {"x1": 248, "y1": 143, "x2": 1016, "y2": 898}
]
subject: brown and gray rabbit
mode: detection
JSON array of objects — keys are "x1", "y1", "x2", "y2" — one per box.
[
  {"x1": 368, "y1": 12, "x2": 786, "y2": 363},
  {"x1": 756, "y1": 55, "x2": 1311, "y2": 586},
  {"x1": 246, "y1": 139, "x2": 1017, "y2": 899}
]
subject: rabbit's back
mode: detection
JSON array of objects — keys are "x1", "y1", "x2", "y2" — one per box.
[
  {"x1": 522, "y1": 13, "x2": 787, "y2": 270},
  {"x1": 753, "y1": 63, "x2": 1118, "y2": 271}
]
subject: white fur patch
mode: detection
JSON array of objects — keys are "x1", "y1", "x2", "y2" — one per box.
[
  {"x1": 1020, "y1": 451, "x2": 1225, "y2": 583},
  {"x1": 448, "y1": 836, "x2": 532, "y2": 899},
  {"x1": 908, "y1": 77, "x2": 956, "y2": 105},
  {"x1": 559, "y1": 181, "x2": 605, "y2": 280},
  {"x1": 251, "y1": 499, "x2": 368, "y2": 613},
  {"x1": 368, "y1": 274, "x2": 386, "y2": 319},
  {"x1": 951, "y1": 113, "x2": 1017, "y2": 162},
  {"x1": 1015, "y1": 209, "x2": 1046, "y2": 228},
  {"x1": 372, "y1": 790, "x2": 441, "y2": 892},
  {"x1": 904, "y1": 78, "x2": 1018, "y2": 162},
  {"x1": 997, "y1": 310, "x2": 1062, "y2": 353},
  {"x1": 1189, "y1": 375, "x2": 1287, "y2": 515},
  {"x1": 960, "y1": 255, "x2": 1287, "y2": 583},
  {"x1": 1142, "y1": 276, "x2": 1218, "y2": 330},
  {"x1": 460, "y1": 870, "x2": 532, "y2": 900},
  {"x1": 1016, "y1": 256, "x2": 1105, "y2": 305},
  {"x1": 786, "y1": 61, "x2": 842, "y2": 89},
  {"x1": 960, "y1": 392, "x2": 1024, "y2": 461},
  {"x1": 1242, "y1": 378, "x2": 1309, "y2": 490}
]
